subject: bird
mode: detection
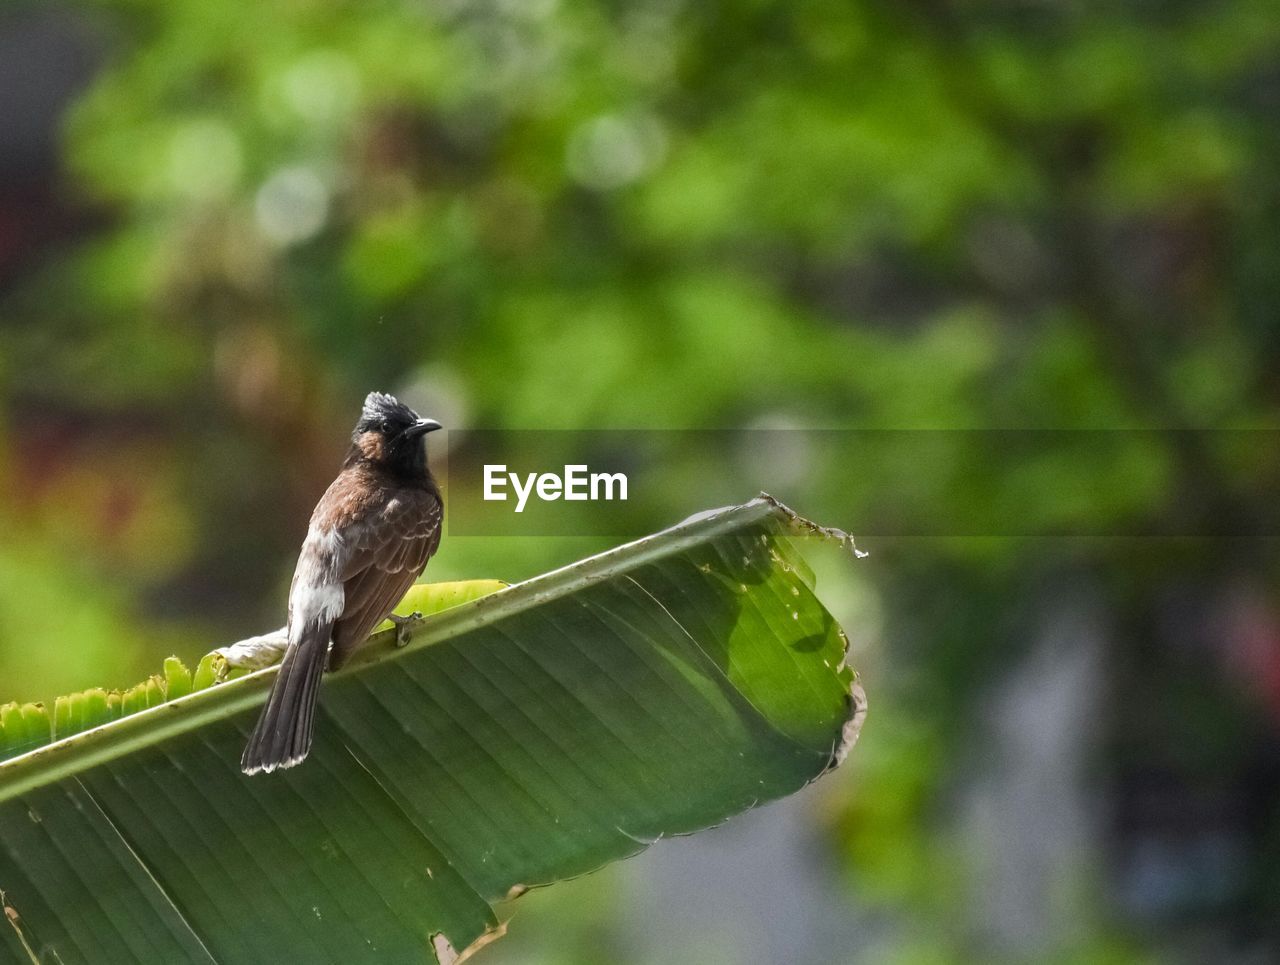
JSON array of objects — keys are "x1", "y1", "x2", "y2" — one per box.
[{"x1": 241, "y1": 391, "x2": 443, "y2": 774}]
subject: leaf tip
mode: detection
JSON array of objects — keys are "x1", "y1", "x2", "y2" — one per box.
[{"x1": 758, "y1": 492, "x2": 865, "y2": 557}]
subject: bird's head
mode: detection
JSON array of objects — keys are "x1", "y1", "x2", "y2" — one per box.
[{"x1": 351, "y1": 391, "x2": 442, "y2": 476}]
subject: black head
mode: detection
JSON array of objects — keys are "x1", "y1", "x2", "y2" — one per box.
[{"x1": 349, "y1": 391, "x2": 441, "y2": 478}]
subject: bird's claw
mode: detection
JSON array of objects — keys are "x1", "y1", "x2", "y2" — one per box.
[{"x1": 388, "y1": 611, "x2": 424, "y2": 647}]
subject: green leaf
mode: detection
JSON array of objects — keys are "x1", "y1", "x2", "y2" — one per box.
[
  {"x1": 190, "y1": 653, "x2": 220, "y2": 692},
  {"x1": 0, "y1": 497, "x2": 866, "y2": 964},
  {"x1": 163, "y1": 657, "x2": 193, "y2": 701}
]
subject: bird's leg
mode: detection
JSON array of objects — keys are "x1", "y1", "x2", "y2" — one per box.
[{"x1": 387, "y1": 611, "x2": 424, "y2": 647}]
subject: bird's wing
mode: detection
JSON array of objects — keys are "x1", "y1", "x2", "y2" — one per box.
[{"x1": 328, "y1": 490, "x2": 442, "y2": 668}]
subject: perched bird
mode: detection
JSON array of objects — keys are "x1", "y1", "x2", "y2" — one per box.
[{"x1": 241, "y1": 392, "x2": 443, "y2": 774}]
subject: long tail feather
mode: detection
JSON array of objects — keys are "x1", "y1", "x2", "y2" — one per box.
[{"x1": 240, "y1": 621, "x2": 330, "y2": 774}]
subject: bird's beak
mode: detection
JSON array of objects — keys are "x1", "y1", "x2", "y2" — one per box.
[{"x1": 404, "y1": 418, "x2": 443, "y2": 439}]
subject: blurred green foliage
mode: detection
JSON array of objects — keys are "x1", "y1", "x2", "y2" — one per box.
[{"x1": 2, "y1": 0, "x2": 1279, "y2": 960}]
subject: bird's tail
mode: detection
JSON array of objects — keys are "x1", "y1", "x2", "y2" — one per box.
[{"x1": 240, "y1": 623, "x2": 330, "y2": 775}]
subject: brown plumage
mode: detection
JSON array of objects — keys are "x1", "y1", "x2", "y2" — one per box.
[{"x1": 241, "y1": 392, "x2": 443, "y2": 775}]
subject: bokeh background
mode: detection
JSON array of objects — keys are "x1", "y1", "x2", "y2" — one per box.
[{"x1": 3, "y1": 1, "x2": 1279, "y2": 961}]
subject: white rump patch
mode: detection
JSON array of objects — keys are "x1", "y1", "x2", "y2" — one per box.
[{"x1": 291, "y1": 525, "x2": 346, "y2": 626}]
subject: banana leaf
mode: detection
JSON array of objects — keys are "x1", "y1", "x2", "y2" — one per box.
[{"x1": 0, "y1": 496, "x2": 866, "y2": 964}]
